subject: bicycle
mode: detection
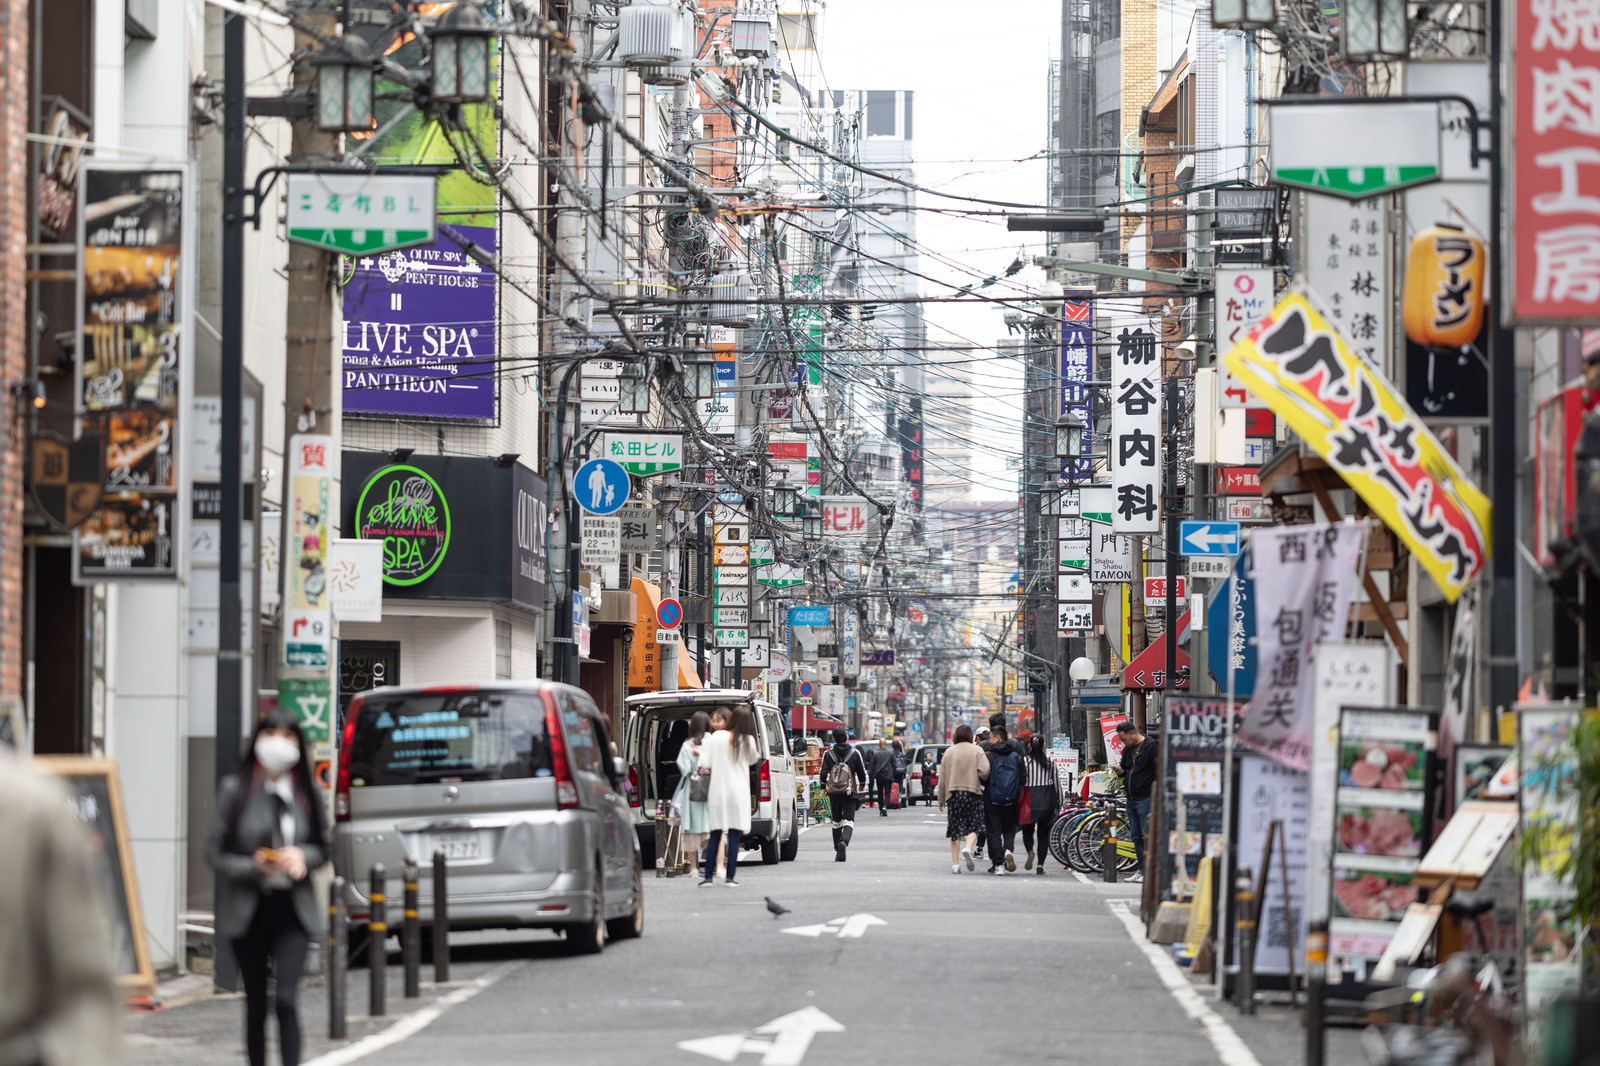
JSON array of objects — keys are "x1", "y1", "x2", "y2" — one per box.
[
  {"x1": 1360, "y1": 893, "x2": 1520, "y2": 1066},
  {"x1": 1047, "y1": 796, "x2": 1138, "y2": 873}
]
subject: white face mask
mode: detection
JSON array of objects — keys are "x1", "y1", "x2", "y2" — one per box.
[{"x1": 255, "y1": 735, "x2": 301, "y2": 776}]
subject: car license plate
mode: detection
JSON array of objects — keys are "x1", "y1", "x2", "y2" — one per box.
[{"x1": 433, "y1": 831, "x2": 480, "y2": 861}]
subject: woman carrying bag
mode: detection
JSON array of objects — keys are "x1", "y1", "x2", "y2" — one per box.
[
  {"x1": 1018, "y1": 734, "x2": 1064, "y2": 875},
  {"x1": 936, "y1": 724, "x2": 988, "y2": 873},
  {"x1": 698, "y1": 706, "x2": 761, "y2": 887},
  {"x1": 674, "y1": 711, "x2": 713, "y2": 873},
  {"x1": 206, "y1": 709, "x2": 329, "y2": 1066}
]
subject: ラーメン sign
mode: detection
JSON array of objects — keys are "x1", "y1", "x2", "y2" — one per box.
[{"x1": 354, "y1": 464, "x2": 452, "y2": 586}]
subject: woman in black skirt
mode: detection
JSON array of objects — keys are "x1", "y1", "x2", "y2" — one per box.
[{"x1": 936, "y1": 724, "x2": 989, "y2": 872}]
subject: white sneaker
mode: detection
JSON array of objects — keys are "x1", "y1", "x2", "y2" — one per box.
[
  {"x1": 960, "y1": 847, "x2": 975, "y2": 871},
  {"x1": 951, "y1": 864, "x2": 961, "y2": 874},
  {"x1": 1004, "y1": 851, "x2": 1017, "y2": 873}
]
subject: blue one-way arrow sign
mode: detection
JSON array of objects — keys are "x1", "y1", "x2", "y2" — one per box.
[{"x1": 1180, "y1": 520, "x2": 1241, "y2": 557}]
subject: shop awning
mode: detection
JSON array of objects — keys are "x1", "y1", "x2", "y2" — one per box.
[
  {"x1": 628, "y1": 577, "x2": 702, "y2": 690},
  {"x1": 1123, "y1": 610, "x2": 1191, "y2": 691},
  {"x1": 790, "y1": 707, "x2": 846, "y2": 732}
]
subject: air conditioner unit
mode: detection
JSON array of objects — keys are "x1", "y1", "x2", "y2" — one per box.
[
  {"x1": 618, "y1": 0, "x2": 694, "y2": 85},
  {"x1": 730, "y1": 13, "x2": 773, "y2": 57}
]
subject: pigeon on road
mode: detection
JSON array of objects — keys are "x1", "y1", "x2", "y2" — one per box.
[{"x1": 765, "y1": 897, "x2": 791, "y2": 918}]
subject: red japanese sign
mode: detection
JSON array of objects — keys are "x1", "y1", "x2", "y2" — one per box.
[
  {"x1": 1143, "y1": 576, "x2": 1187, "y2": 601},
  {"x1": 1512, "y1": 1, "x2": 1600, "y2": 321},
  {"x1": 1216, "y1": 467, "x2": 1263, "y2": 495}
]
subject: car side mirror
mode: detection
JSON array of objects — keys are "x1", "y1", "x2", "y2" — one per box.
[
  {"x1": 612, "y1": 756, "x2": 628, "y2": 781},
  {"x1": 790, "y1": 738, "x2": 808, "y2": 756}
]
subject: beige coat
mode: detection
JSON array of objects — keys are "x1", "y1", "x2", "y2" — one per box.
[
  {"x1": 0, "y1": 750, "x2": 123, "y2": 1066},
  {"x1": 936, "y1": 741, "x2": 990, "y2": 803}
]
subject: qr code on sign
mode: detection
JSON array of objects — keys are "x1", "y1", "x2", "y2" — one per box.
[{"x1": 1264, "y1": 904, "x2": 1302, "y2": 950}]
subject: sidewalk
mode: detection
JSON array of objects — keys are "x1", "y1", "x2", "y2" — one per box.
[{"x1": 125, "y1": 965, "x2": 467, "y2": 1065}]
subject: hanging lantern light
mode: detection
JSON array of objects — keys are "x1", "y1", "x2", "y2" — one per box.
[
  {"x1": 1213, "y1": 0, "x2": 1276, "y2": 31},
  {"x1": 314, "y1": 37, "x2": 376, "y2": 133},
  {"x1": 1341, "y1": 0, "x2": 1408, "y2": 62},
  {"x1": 1403, "y1": 223, "x2": 1485, "y2": 349},
  {"x1": 430, "y1": 2, "x2": 495, "y2": 105}
]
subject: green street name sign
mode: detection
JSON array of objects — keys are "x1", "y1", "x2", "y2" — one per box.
[
  {"x1": 286, "y1": 173, "x2": 437, "y2": 257},
  {"x1": 1267, "y1": 101, "x2": 1442, "y2": 200}
]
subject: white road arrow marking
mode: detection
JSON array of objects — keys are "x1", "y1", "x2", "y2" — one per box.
[
  {"x1": 1183, "y1": 524, "x2": 1235, "y2": 553},
  {"x1": 677, "y1": 1007, "x2": 845, "y2": 1066},
  {"x1": 779, "y1": 913, "x2": 886, "y2": 940}
]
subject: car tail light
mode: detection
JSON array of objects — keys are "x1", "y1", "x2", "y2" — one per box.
[
  {"x1": 627, "y1": 765, "x2": 641, "y2": 808},
  {"x1": 545, "y1": 694, "x2": 579, "y2": 809},
  {"x1": 335, "y1": 696, "x2": 361, "y2": 822},
  {"x1": 758, "y1": 759, "x2": 771, "y2": 803}
]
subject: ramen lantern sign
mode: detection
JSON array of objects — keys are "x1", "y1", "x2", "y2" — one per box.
[
  {"x1": 353, "y1": 464, "x2": 452, "y2": 587},
  {"x1": 1403, "y1": 224, "x2": 1485, "y2": 349}
]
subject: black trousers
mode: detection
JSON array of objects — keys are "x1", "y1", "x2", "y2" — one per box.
[
  {"x1": 1020, "y1": 813, "x2": 1055, "y2": 859},
  {"x1": 986, "y1": 803, "x2": 1019, "y2": 865},
  {"x1": 233, "y1": 890, "x2": 310, "y2": 1066},
  {"x1": 828, "y1": 793, "x2": 860, "y2": 824}
]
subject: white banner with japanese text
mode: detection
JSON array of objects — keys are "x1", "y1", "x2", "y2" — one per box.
[{"x1": 1109, "y1": 317, "x2": 1161, "y2": 534}]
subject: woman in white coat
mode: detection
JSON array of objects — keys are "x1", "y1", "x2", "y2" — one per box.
[{"x1": 698, "y1": 705, "x2": 761, "y2": 887}]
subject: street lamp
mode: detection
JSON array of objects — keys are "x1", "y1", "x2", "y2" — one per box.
[
  {"x1": 618, "y1": 360, "x2": 650, "y2": 413},
  {"x1": 684, "y1": 353, "x2": 716, "y2": 399},
  {"x1": 802, "y1": 500, "x2": 822, "y2": 540},
  {"x1": 314, "y1": 37, "x2": 376, "y2": 133},
  {"x1": 430, "y1": 2, "x2": 495, "y2": 105},
  {"x1": 1069, "y1": 656, "x2": 1095, "y2": 683},
  {"x1": 1340, "y1": 0, "x2": 1408, "y2": 61},
  {"x1": 1055, "y1": 411, "x2": 1085, "y2": 459},
  {"x1": 772, "y1": 480, "x2": 798, "y2": 518},
  {"x1": 1212, "y1": 0, "x2": 1276, "y2": 30}
]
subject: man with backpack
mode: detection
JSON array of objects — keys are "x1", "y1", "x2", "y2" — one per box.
[
  {"x1": 820, "y1": 729, "x2": 870, "y2": 862},
  {"x1": 890, "y1": 739, "x2": 908, "y2": 810},
  {"x1": 982, "y1": 724, "x2": 1026, "y2": 874}
]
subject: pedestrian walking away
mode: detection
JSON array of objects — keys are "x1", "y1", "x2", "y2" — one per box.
[
  {"x1": 819, "y1": 728, "x2": 870, "y2": 862},
  {"x1": 674, "y1": 711, "x2": 713, "y2": 873},
  {"x1": 0, "y1": 747, "x2": 125, "y2": 1066},
  {"x1": 936, "y1": 724, "x2": 989, "y2": 873},
  {"x1": 698, "y1": 706, "x2": 761, "y2": 886},
  {"x1": 890, "y1": 739, "x2": 908, "y2": 810},
  {"x1": 1018, "y1": 735, "x2": 1063, "y2": 874},
  {"x1": 870, "y1": 738, "x2": 895, "y2": 815},
  {"x1": 207, "y1": 708, "x2": 330, "y2": 1066},
  {"x1": 982, "y1": 723, "x2": 1025, "y2": 873},
  {"x1": 972, "y1": 726, "x2": 992, "y2": 855},
  {"x1": 1113, "y1": 720, "x2": 1158, "y2": 876}
]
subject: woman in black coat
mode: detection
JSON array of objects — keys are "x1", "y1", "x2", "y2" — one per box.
[{"x1": 206, "y1": 709, "x2": 329, "y2": 1066}]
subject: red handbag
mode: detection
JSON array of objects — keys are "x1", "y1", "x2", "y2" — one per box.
[{"x1": 1018, "y1": 789, "x2": 1033, "y2": 823}]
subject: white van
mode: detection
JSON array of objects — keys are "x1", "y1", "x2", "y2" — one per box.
[{"x1": 622, "y1": 690, "x2": 800, "y2": 867}]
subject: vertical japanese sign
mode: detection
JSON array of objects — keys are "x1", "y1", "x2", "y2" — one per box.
[
  {"x1": 1224, "y1": 292, "x2": 1492, "y2": 601},
  {"x1": 1236, "y1": 522, "x2": 1365, "y2": 770},
  {"x1": 898, "y1": 395, "x2": 924, "y2": 531},
  {"x1": 840, "y1": 609, "x2": 859, "y2": 682},
  {"x1": 1161, "y1": 698, "x2": 1233, "y2": 897},
  {"x1": 283, "y1": 435, "x2": 334, "y2": 671},
  {"x1": 1512, "y1": 2, "x2": 1600, "y2": 321},
  {"x1": 1216, "y1": 268, "x2": 1274, "y2": 408},
  {"x1": 1305, "y1": 194, "x2": 1389, "y2": 370},
  {"x1": 1109, "y1": 319, "x2": 1161, "y2": 534},
  {"x1": 74, "y1": 163, "x2": 190, "y2": 582},
  {"x1": 1519, "y1": 706, "x2": 1582, "y2": 1028},
  {"x1": 1060, "y1": 295, "x2": 1095, "y2": 483}
]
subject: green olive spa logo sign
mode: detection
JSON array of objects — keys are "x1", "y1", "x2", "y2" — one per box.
[{"x1": 355, "y1": 465, "x2": 451, "y2": 586}]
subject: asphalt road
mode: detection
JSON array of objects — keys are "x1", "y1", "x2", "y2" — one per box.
[{"x1": 126, "y1": 809, "x2": 1368, "y2": 1065}]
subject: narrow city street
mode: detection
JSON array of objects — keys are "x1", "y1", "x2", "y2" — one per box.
[{"x1": 127, "y1": 814, "x2": 1362, "y2": 1066}]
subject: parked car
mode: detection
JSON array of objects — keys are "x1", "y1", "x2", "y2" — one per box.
[
  {"x1": 334, "y1": 681, "x2": 643, "y2": 958},
  {"x1": 622, "y1": 689, "x2": 799, "y2": 867},
  {"x1": 904, "y1": 744, "x2": 949, "y2": 805}
]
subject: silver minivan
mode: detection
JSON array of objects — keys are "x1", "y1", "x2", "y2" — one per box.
[
  {"x1": 622, "y1": 689, "x2": 799, "y2": 868},
  {"x1": 335, "y1": 681, "x2": 643, "y2": 956}
]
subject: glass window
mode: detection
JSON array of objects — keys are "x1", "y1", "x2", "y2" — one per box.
[
  {"x1": 776, "y1": 13, "x2": 817, "y2": 49},
  {"x1": 348, "y1": 691, "x2": 549, "y2": 786},
  {"x1": 559, "y1": 695, "x2": 601, "y2": 773},
  {"x1": 865, "y1": 91, "x2": 897, "y2": 137},
  {"x1": 494, "y1": 621, "x2": 511, "y2": 680},
  {"x1": 761, "y1": 709, "x2": 786, "y2": 756}
]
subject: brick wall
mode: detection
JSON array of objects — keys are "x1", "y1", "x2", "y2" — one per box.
[
  {"x1": 1120, "y1": 0, "x2": 1158, "y2": 247},
  {"x1": 0, "y1": 0, "x2": 27, "y2": 706}
]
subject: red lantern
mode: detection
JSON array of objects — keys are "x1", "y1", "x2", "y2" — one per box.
[{"x1": 1403, "y1": 223, "x2": 1486, "y2": 349}]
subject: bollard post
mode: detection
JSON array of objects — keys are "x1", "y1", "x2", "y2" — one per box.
[
  {"x1": 1234, "y1": 867, "x2": 1256, "y2": 1015},
  {"x1": 328, "y1": 875, "x2": 347, "y2": 1040},
  {"x1": 368, "y1": 864, "x2": 386, "y2": 1017},
  {"x1": 431, "y1": 850, "x2": 449, "y2": 984},
  {"x1": 1304, "y1": 921, "x2": 1328, "y2": 1066},
  {"x1": 402, "y1": 861, "x2": 420, "y2": 999},
  {"x1": 1101, "y1": 814, "x2": 1119, "y2": 883}
]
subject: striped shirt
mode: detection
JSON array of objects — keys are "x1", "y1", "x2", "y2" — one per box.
[{"x1": 1023, "y1": 755, "x2": 1059, "y2": 790}]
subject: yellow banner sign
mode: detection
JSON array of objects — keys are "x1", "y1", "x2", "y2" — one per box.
[{"x1": 1222, "y1": 292, "x2": 1490, "y2": 602}]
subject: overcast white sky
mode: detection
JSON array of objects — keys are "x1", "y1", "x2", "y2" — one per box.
[{"x1": 818, "y1": 0, "x2": 1061, "y2": 502}]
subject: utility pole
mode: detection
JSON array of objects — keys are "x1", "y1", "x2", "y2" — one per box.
[
  {"x1": 658, "y1": 79, "x2": 695, "y2": 692},
  {"x1": 215, "y1": 5, "x2": 247, "y2": 995},
  {"x1": 1163, "y1": 375, "x2": 1183, "y2": 713},
  {"x1": 276, "y1": 0, "x2": 341, "y2": 773}
]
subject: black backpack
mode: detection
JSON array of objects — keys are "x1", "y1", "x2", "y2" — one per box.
[{"x1": 988, "y1": 749, "x2": 1023, "y2": 804}]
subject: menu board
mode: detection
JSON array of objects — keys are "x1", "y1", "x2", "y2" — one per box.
[
  {"x1": 1328, "y1": 707, "x2": 1435, "y2": 982},
  {"x1": 1519, "y1": 705, "x2": 1581, "y2": 1029},
  {"x1": 1229, "y1": 754, "x2": 1310, "y2": 978},
  {"x1": 1161, "y1": 699, "x2": 1232, "y2": 898}
]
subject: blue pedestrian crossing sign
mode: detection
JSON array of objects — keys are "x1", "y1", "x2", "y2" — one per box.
[
  {"x1": 574, "y1": 458, "x2": 630, "y2": 515},
  {"x1": 1180, "y1": 520, "x2": 1241, "y2": 557}
]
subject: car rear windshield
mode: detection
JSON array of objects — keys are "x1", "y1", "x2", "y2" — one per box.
[{"x1": 347, "y1": 691, "x2": 550, "y2": 786}]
